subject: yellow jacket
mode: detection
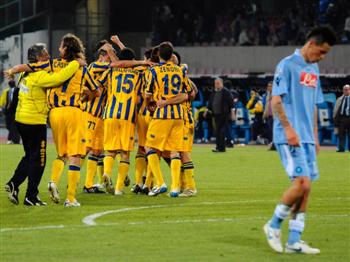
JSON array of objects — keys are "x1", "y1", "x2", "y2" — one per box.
[
  {"x1": 15, "y1": 60, "x2": 80, "y2": 125},
  {"x1": 246, "y1": 95, "x2": 263, "y2": 114},
  {"x1": 0, "y1": 87, "x2": 9, "y2": 108}
]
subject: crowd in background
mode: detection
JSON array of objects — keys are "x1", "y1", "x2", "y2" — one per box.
[{"x1": 151, "y1": 0, "x2": 350, "y2": 46}]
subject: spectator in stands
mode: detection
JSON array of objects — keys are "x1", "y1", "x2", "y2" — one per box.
[
  {"x1": 207, "y1": 77, "x2": 234, "y2": 152},
  {"x1": 0, "y1": 79, "x2": 20, "y2": 144},
  {"x1": 262, "y1": 82, "x2": 275, "y2": 150},
  {"x1": 246, "y1": 90, "x2": 264, "y2": 144},
  {"x1": 239, "y1": 27, "x2": 252, "y2": 46},
  {"x1": 334, "y1": 84, "x2": 350, "y2": 152}
]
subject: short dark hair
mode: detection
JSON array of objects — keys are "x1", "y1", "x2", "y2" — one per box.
[
  {"x1": 61, "y1": 33, "x2": 85, "y2": 61},
  {"x1": 150, "y1": 46, "x2": 160, "y2": 63},
  {"x1": 144, "y1": 48, "x2": 153, "y2": 60},
  {"x1": 27, "y1": 43, "x2": 46, "y2": 63},
  {"x1": 96, "y1": 39, "x2": 109, "y2": 57},
  {"x1": 9, "y1": 80, "x2": 16, "y2": 88},
  {"x1": 306, "y1": 26, "x2": 337, "y2": 46},
  {"x1": 118, "y1": 47, "x2": 135, "y2": 60},
  {"x1": 159, "y1": 42, "x2": 173, "y2": 61},
  {"x1": 173, "y1": 50, "x2": 181, "y2": 65}
]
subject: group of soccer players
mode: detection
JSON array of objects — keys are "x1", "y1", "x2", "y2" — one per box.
[{"x1": 6, "y1": 33, "x2": 198, "y2": 207}]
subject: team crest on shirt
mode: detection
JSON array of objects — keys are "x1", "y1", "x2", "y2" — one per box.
[{"x1": 300, "y1": 72, "x2": 317, "y2": 88}]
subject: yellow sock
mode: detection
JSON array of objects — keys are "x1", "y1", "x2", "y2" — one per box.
[
  {"x1": 103, "y1": 155, "x2": 115, "y2": 177},
  {"x1": 144, "y1": 165, "x2": 154, "y2": 188},
  {"x1": 67, "y1": 165, "x2": 80, "y2": 202},
  {"x1": 170, "y1": 157, "x2": 182, "y2": 192},
  {"x1": 147, "y1": 151, "x2": 164, "y2": 187},
  {"x1": 84, "y1": 155, "x2": 98, "y2": 188},
  {"x1": 80, "y1": 155, "x2": 86, "y2": 167},
  {"x1": 50, "y1": 158, "x2": 65, "y2": 184},
  {"x1": 183, "y1": 162, "x2": 196, "y2": 190},
  {"x1": 97, "y1": 155, "x2": 104, "y2": 184},
  {"x1": 116, "y1": 153, "x2": 121, "y2": 163},
  {"x1": 115, "y1": 161, "x2": 130, "y2": 191},
  {"x1": 135, "y1": 154, "x2": 147, "y2": 186}
]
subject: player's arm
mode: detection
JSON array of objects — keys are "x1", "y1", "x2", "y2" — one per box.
[
  {"x1": 110, "y1": 59, "x2": 155, "y2": 68},
  {"x1": 314, "y1": 106, "x2": 320, "y2": 154},
  {"x1": 272, "y1": 95, "x2": 300, "y2": 146},
  {"x1": 110, "y1": 35, "x2": 126, "y2": 50},
  {"x1": 4, "y1": 64, "x2": 32, "y2": 79},
  {"x1": 156, "y1": 93, "x2": 189, "y2": 108},
  {"x1": 83, "y1": 67, "x2": 102, "y2": 98},
  {"x1": 34, "y1": 60, "x2": 81, "y2": 88},
  {"x1": 188, "y1": 79, "x2": 198, "y2": 101}
]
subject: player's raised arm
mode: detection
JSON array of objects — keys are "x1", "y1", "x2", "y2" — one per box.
[
  {"x1": 110, "y1": 35, "x2": 126, "y2": 50},
  {"x1": 4, "y1": 64, "x2": 32, "y2": 79}
]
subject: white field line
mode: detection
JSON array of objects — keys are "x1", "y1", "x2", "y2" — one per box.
[
  {"x1": 1, "y1": 198, "x2": 349, "y2": 233},
  {"x1": 1, "y1": 214, "x2": 349, "y2": 233}
]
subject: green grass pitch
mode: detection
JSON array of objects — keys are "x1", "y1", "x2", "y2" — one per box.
[{"x1": 0, "y1": 144, "x2": 349, "y2": 261}]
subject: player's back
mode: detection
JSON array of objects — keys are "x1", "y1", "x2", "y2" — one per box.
[
  {"x1": 102, "y1": 67, "x2": 142, "y2": 122},
  {"x1": 147, "y1": 61, "x2": 189, "y2": 119}
]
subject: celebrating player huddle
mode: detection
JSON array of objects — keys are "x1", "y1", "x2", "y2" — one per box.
[{"x1": 5, "y1": 33, "x2": 198, "y2": 207}]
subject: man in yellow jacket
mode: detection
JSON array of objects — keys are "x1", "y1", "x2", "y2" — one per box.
[{"x1": 5, "y1": 43, "x2": 83, "y2": 206}]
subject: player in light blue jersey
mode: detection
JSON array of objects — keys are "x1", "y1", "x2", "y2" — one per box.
[{"x1": 263, "y1": 26, "x2": 337, "y2": 254}]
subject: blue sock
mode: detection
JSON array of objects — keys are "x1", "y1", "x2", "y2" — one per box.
[
  {"x1": 270, "y1": 204, "x2": 291, "y2": 229},
  {"x1": 287, "y1": 213, "x2": 305, "y2": 245}
]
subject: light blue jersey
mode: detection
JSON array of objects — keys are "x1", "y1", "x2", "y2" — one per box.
[{"x1": 272, "y1": 49, "x2": 324, "y2": 144}]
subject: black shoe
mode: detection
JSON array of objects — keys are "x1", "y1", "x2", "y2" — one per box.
[
  {"x1": 336, "y1": 149, "x2": 345, "y2": 152},
  {"x1": 141, "y1": 186, "x2": 150, "y2": 195},
  {"x1": 24, "y1": 197, "x2": 47, "y2": 206},
  {"x1": 124, "y1": 175, "x2": 131, "y2": 187},
  {"x1": 226, "y1": 143, "x2": 234, "y2": 148},
  {"x1": 131, "y1": 184, "x2": 143, "y2": 194},
  {"x1": 212, "y1": 148, "x2": 226, "y2": 153},
  {"x1": 83, "y1": 186, "x2": 105, "y2": 193},
  {"x1": 5, "y1": 182, "x2": 19, "y2": 205}
]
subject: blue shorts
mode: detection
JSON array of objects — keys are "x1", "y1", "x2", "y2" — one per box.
[{"x1": 276, "y1": 143, "x2": 319, "y2": 181}]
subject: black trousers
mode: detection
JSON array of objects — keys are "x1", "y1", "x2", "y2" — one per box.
[
  {"x1": 8, "y1": 122, "x2": 47, "y2": 199},
  {"x1": 5, "y1": 113, "x2": 20, "y2": 143},
  {"x1": 338, "y1": 116, "x2": 350, "y2": 151},
  {"x1": 214, "y1": 114, "x2": 229, "y2": 151}
]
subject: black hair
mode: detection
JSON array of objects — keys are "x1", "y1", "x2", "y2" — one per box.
[
  {"x1": 173, "y1": 50, "x2": 181, "y2": 65},
  {"x1": 144, "y1": 48, "x2": 153, "y2": 60},
  {"x1": 306, "y1": 25, "x2": 337, "y2": 46},
  {"x1": 118, "y1": 47, "x2": 136, "y2": 60},
  {"x1": 96, "y1": 39, "x2": 109, "y2": 57},
  {"x1": 27, "y1": 43, "x2": 46, "y2": 63},
  {"x1": 9, "y1": 80, "x2": 16, "y2": 88},
  {"x1": 150, "y1": 46, "x2": 160, "y2": 63},
  {"x1": 159, "y1": 42, "x2": 174, "y2": 61}
]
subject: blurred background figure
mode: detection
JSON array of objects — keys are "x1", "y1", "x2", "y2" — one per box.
[
  {"x1": 0, "y1": 79, "x2": 20, "y2": 144},
  {"x1": 334, "y1": 84, "x2": 350, "y2": 152},
  {"x1": 246, "y1": 90, "x2": 264, "y2": 144},
  {"x1": 262, "y1": 81, "x2": 275, "y2": 150},
  {"x1": 207, "y1": 77, "x2": 233, "y2": 152}
]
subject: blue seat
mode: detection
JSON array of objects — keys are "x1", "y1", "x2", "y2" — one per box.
[
  {"x1": 232, "y1": 102, "x2": 251, "y2": 144},
  {"x1": 318, "y1": 101, "x2": 336, "y2": 144}
]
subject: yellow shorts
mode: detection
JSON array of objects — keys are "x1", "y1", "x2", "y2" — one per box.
[
  {"x1": 49, "y1": 107, "x2": 86, "y2": 157},
  {"x1": 136, "y1": 113, "x2": 151, "y2": 147},
  {"x1": 146, "y1": 119, "x2": 184, "y2": 152},
  {"x1": 86, "y1": 114, "x2": 104, "y2": 150},
  {"x1": 104, "y1": 118, "x2": 135, "y2": 152},
  {"x1": 182, "y1": 121, "x2": 194, "y2": 152}
]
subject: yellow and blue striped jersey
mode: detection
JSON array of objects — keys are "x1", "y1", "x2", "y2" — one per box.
[
  {"x1": 100, "y1": 67, "x2": 143, "y2": 123},
  {"x1": 83, "y1": 61, "x2": 109, "y2": 117},
  {"x1": 145, "y1": 61, "x2": 191, "y2": 120},
  {"x1": 135, "y1": 66, "x2": 152, "y2": 117},
  {"x1": 28, "y1": 59, "x2": 97, "y2": 108}
]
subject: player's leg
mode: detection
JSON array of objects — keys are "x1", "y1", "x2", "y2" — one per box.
[
  {"x1": 264, "y1": 144, "x2": 309, "y2": 253},
  {"x1": 132, "y1": 146, "x2": 147, "y2": 193},
  {"x1": 48, "y1": 107, "x2": 67, "y2": 203},
  {"x1": 114, "y1": 150, "x2": 130, "y2": 195},
  {"x1": 285, "y1": 144, "x2": 320, "y2": 254},
  {"x1": 179, "y1": 152, "x2": 197, "y2": 197},
  {"x1": 64, "y1": 107, "x2": 86, "y2": 206}
]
